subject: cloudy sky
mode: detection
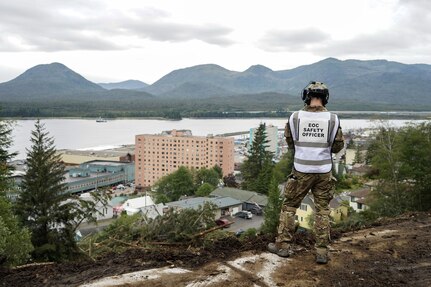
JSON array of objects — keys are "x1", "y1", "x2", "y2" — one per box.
[{"x1": 0, "y1": 0, "x2": 430, "y2": 84}]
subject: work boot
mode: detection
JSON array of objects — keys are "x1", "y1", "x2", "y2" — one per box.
[
  {"x1": 267, "y1": 242, "x2": 292, "y2": 258},
  {"x1": 315, "y1": 247, "x2": 328, "y2": 264}
]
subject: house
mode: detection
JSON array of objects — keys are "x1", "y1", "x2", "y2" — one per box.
[
  {"x1": 166, "y1": 196, "x2": 243, "y2": 219},
  {"x1": 348, "y1": 163, "x2": 372, "y2": 177},
  {"x1": 295, "y1": 195, "x2": 315, "y2": 229},
  {"x1": 348, "y1": 187, "x2": 371, "y2": 212},
  {"x1": 210, "y1": 187, "x2": 267, "y2": 211},
  {"x1": 329, "y1": 196, "x2": 349, "y2": 222},
  {"x1": 121, "y1": 195, "x2": 155, "y2": 215},
  {"x1": 69, "y1": 192, "x2": 114, "y2": 222}
]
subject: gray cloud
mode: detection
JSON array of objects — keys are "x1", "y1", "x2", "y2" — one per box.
[
  {"x1": 259, "y1": 28, "x2": 331, "y2": 52},
  {"x1": 0, "y1": 1, "x2": 234, "y2": 52},
  {"x1": 259, "y1": 0, "x2": 431, "y2": 60}
]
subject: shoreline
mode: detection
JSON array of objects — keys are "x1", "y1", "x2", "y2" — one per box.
[{"x1": 4, "y1": 110, "x2": 431, "y2": 121}]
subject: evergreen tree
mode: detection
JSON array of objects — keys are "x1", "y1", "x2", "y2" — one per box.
[
  {"x1": 0, "y1": 196, "x2": 33, "y2": 267},
  {"x1": 0, "y1": 120, "x2": 33, "y2": 267},
  {"x1": 353, "y1": 144, "x2": 363, "y2": 164},
  {"x1": 261, "y1": 177, "x2": 282, "y2": 235},
  {"x1": 15, "y1": 120, "x2": 107, "y2": 261},
  {"x1": 273, "y1": 151, "x2": 294, "y2": 183},
  {"x1": 241, "y1": 123, "x2": 274, "y2": 193},
  {"x1": 368, "y1": 122, "x2": 431, "y2": 216},
  {"x1": 0, "y1": 120, "x2": 17, "y2": 193}
]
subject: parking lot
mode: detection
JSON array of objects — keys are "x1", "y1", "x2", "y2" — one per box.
[{"x1": 224, "y1": 213, "x2": 265, "y2": 233}]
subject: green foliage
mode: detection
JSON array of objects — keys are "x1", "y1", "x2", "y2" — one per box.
[
  {"x1": 195, "y1": 167, "x2": 220, "y2": 187},
  {"x1": 238, "y1": 228, "x2": 257, "y2": 241},
  {"x1": 306, "y1": 213, "x2": 315, "y2": 229},
  {"x1": 154, "y1": 166, "x2": 195, "y2": 203},
  {"x1": 0, "y1": 120, "x2": 17, "y2": 193},
  {"x1": 0, "y1": 196, "x2": 33, "y2": 267},
  {"x1": 332, "y1": 210, "x2": 378, "y2": 232},
  {"x1": 15, "y1": 120, "x2": 108, "y2": 262},
  {"x1": 212, "y1": 165, "x2": 223, "y2": 179},
  {"x1": 241, "y1": 123, "x2": 274, "y2": 193},
  {"x1": 81, "y1": 202, "x2": 218, "y2": 256},
  {"x1": 273, "y1": 151, "x2": 294, "y2": 184},
  {"x1": 202, "y1": 229, "x2": 236, "y2": 249},
  {"x1": 353, "y1": 144, "x2": 363, "y2": 164},
  {"x1": 334, "y1": 174, "x2": 362, "y2": 192},
  {"x1": 154, "y1": 166, "x2": 223, "y2": 203},
  {"x1": 367, "y1": 122, "x2": 431, "y2": 216},
  {"x1": 261, "y1": 177, "x2": 282, "y2": 235},
  {"x1": 195, "y1": 183, "x2": 215, "y2": 197},
  {"x1": 223, "y1": 173, "x2": 239, "y2": 188}
]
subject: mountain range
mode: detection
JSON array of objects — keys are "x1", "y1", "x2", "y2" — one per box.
[
  {"x1": 1, "y1": 58, "x2": 431, "y2": 110},
  {"x1": 98, "y1": 80, "x2": 149, "y2": 90}
]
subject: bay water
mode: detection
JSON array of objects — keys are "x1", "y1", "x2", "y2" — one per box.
[{"x1": 10, "y1": 118, "x2": 424, "y2": 159}]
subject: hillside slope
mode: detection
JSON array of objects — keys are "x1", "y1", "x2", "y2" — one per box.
[{"x1": 1, "y1": 213, "x2": 430, "y2": 287}]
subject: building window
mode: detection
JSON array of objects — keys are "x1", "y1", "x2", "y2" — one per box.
[{"x1": 300, "y1": 204, "x2": 307, "y2": 211}]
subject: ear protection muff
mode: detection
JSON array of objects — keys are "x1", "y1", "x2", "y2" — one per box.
[{"x1": 301, "y1": 81, "x2": 329, "y2": 106}]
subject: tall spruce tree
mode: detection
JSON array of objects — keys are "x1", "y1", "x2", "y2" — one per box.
[
  {"x1": 15, "y1": 120, "x2": 108, "y2": 261},
  {"x1": 15, "y1": 120, "x2": 71, "y2": 260},
  {"x1": 0, "y1": 120, "x2": 17, "y2": 193},
  {"x1": 241, "y1": 123, "x2": 274, "y2": 193},
  {"x1": 261, "y1": 177, "x2": 282, "y2": 235},
  {"x1": 0, "y1": 120, "x2": 34, "y2": 267}
]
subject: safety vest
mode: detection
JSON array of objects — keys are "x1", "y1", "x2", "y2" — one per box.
[{"x1": 289, "y1": 110, "x2": 339, "y2": 173}]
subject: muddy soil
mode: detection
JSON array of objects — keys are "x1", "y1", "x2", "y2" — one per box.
[{"x1": 1, "y1": 213, "x2": 430, "y2": 287}]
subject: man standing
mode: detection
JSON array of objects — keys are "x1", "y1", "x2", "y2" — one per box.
[{"x1": 268, "y1": 81, "x2": 344, "y2": 264}]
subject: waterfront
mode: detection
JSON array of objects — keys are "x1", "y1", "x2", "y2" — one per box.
[{"x1": 10, "y1": 117, "x2": 426, "y2": 159}]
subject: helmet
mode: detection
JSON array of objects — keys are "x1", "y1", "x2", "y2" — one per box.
[{"x1": 301, "y1": 81, "x2": 329, "y2": 106}]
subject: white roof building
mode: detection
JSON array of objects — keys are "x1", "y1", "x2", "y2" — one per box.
[{"x1": 122, "y1": 195, "x2": 155, "y2": 215}]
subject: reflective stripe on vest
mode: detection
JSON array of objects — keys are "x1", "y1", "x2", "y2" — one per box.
[{"x1": 289, "y1": 111, "x2": 339, "y2": 173}]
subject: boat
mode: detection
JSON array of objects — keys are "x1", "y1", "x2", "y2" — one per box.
[{"x1": 96, "y1": 117, "x2": 107, "y2": 123}]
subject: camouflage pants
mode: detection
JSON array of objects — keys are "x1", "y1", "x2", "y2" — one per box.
[{"x1": 277, "y1": 170, "x2": 335, "y2": 248}]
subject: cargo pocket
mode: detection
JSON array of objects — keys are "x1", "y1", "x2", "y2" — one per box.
[
  {"x1": 330, "y1": 176, "x2": 337, "y2": 197},
  {"x1": 284, "y1": 174, "x2": 298, "y2": 197}
]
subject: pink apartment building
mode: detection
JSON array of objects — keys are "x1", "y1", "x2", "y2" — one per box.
[{"x1": 135, "y1": 129, "x2": 234, "y2": 187}]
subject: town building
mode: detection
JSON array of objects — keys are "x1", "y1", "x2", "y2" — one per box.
[
  {"x1": 7, "y1": 159, "x2": 134, "y2": 197},
  {"x1": 65, "y1": 160, "x2": 134, "y2": 194},
  {"x1": 166, "y1": 196, "x2": 242, "y2": 219},
  {"x1": 210, "y1": 187, "x2": 267, "y2": 211},
  {"x1": 348, "y1": 187, "x2": 372, "y2": 212},
  {"x1": 249, "y1": 124, "x2": 279, "y2": 156},
  {"x1": 57, "y1": 145, "x2": 135, "y2": 165},
  {"x1": 135, "y1": 129, "x2": 234, "y2": 187}
]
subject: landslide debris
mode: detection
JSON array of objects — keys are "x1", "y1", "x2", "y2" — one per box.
[{"x1": 1, "y1": 212, "x2": 430, "y2": 287}]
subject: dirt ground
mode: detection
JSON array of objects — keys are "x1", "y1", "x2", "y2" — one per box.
[{"x1": 1, "y1": 212, "x2": 430, "y2": 287}]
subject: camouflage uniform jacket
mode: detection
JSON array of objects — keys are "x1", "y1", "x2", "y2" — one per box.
[{"x1": 284, "y1": 105, "x2": 344, "y2": 154}]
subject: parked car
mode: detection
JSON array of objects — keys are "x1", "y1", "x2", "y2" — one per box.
[
  {"x1": 235, "y1": 210, "x2": 253, "y2": 219},
  {"x1": 215, "y1": 218, "x2": 231, "y2": 228},
  {"x1": 247, "y1": 206, "x2": 263, "y2": 215},
  {"x1": 235, "y1": 229, "x2": 245, "y2": 237}
]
